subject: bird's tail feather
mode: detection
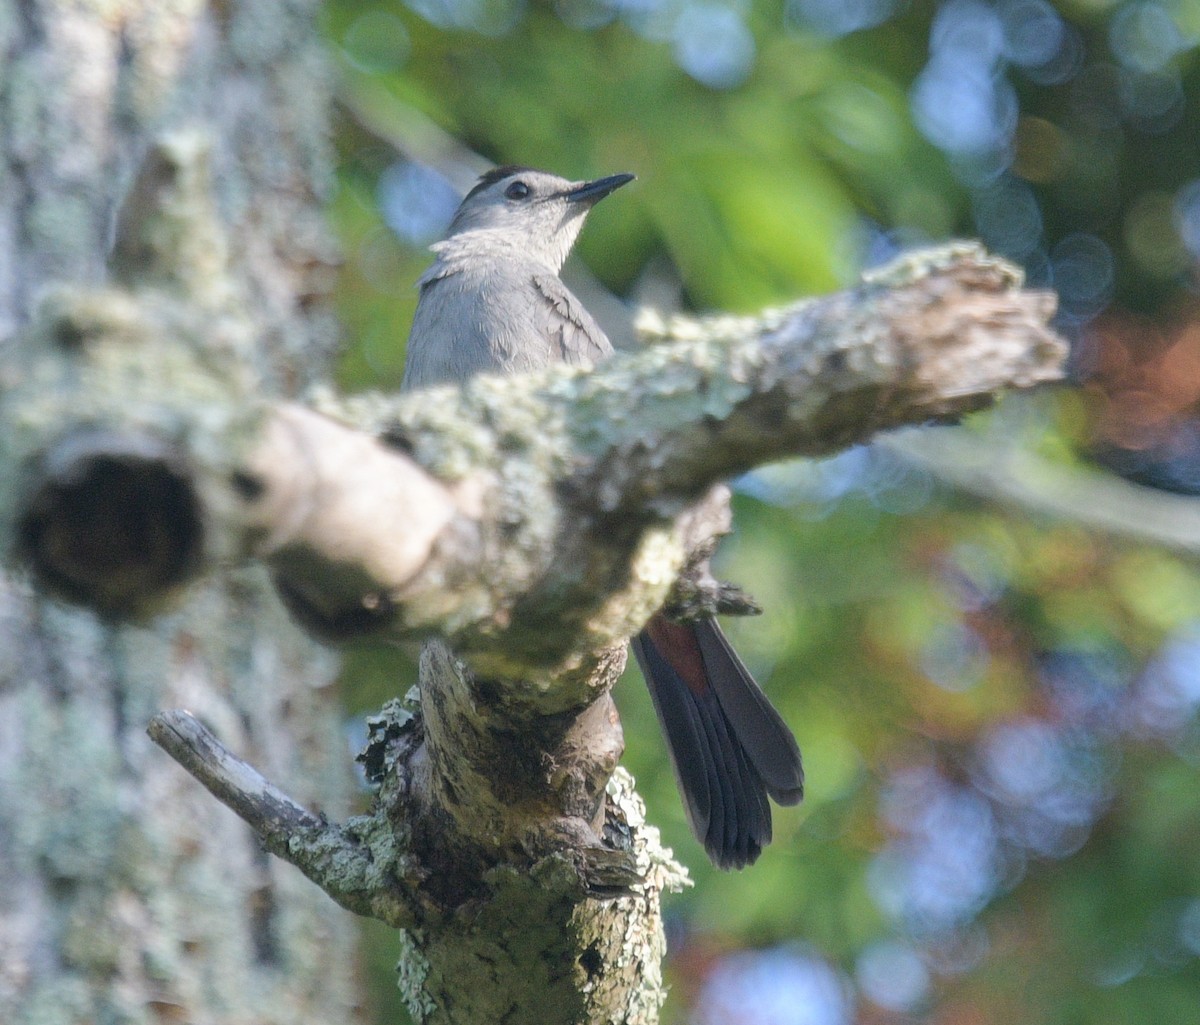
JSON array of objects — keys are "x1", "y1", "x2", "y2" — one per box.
[
  {"x1": 632, "y1": 616, "x2": 802, "y2": 869},
  {"x1": 692, "y1": 618, "x2": 805, "y2": 806}
]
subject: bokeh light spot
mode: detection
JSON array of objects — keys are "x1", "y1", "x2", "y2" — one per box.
[
  {"x1": 1119, "y1": 68, "x2": 1184, "y2": 133},
  {"x1": 693, "y1": 947, "x2": 854, "y2": 1025},
  {"x1": 919, "y1": 621, "x2": 989, "y2": 692},
  {"x1": 785, "y1": 0, "x2": 898, "y2": 37},
  {"x1": 404, "y1": 0, "x2": 526, "y2": 34},
  {"x1": 378, "y1": 162, "x2": 461, "y2": 245},
  {"x1": 1177, "y1": 899, "x2": 1200, "y2": 956},
  {"x1": 998, "y1": 0, "x2": 1064, "y2": 67},
  {"x1": 1174, "y1": 179, "x2": 1200, "y2": 261},
  {"x1": 931, "y1": 0, "x2": 1004, "y2": 63},
  {"x1": 972, "y1": 177, "x2": 1043, "y2": 258},
  {"x1": 912, "y1": 57, "x2": 1018, "y2": 155},
  {"x1": 1050, "y1": 233, "x2": 1115, "y2": 317},
  {"x1": 1125, "y1": 190, "x2": 1189, "y2": 277},
  {"x1": 673, "y1": 3, "x2": 756, "y2": 89},
  {"x1": 1109, "y1": 2, "x2": 1184, "y2": 73},
  {"x1": 856, "y1": 940, "x2": 931, "y2": 1012},
  {"x1": 874, "y1": 768, "x2": 1001, "y2": 933}
]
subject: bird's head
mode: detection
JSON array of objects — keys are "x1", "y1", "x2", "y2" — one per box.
[{"x1": 445, "y1": 166, "x2": 635, "y2": 271}]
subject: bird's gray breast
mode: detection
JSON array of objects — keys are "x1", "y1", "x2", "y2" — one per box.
[{"x1": 402, "y1": 259, "x2": 613, "y2": 391}]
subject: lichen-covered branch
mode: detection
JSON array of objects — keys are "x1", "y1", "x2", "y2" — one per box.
[
  {"x1": 614, "y1": 243, "x2": 1062, "y2": 495},
  {"x1": 148, "y1": 709, "x2": 417, "y2": 928},
  {"x1": 292, "y1": 242, "x2": 1065, "y2": 678},
  {"x1": 147, "y1": 702, "x2": 689, "y2": 1025},
  {"x1": 7, "y1": 242, "x2": 1065, "y2": 681}
]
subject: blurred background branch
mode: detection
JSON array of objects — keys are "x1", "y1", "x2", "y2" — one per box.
[{"x1": 884, "y1": 428, "x2": 1200, "y2": 558}]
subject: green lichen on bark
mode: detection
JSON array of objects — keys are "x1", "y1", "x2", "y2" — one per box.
[{"x1": 387, "y1": 775, "x2": 686, "y2": 1024}]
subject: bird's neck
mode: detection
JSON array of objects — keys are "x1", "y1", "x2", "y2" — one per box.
[{"x1": 431, "y1": 228, "x2": 572, "y2": 275}]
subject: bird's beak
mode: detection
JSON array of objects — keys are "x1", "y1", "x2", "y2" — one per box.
[{"x1": 564, "y1": 173, "x2": 636, "y2": 205}]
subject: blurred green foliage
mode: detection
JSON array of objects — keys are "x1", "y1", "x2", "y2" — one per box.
[{"x1": 320, "y1": 0, "x2": 1200, "y2": 1021}]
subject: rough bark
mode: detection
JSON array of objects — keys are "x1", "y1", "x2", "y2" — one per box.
[{"x1": 0, "y1": 3, "x2": 361, "y2": 1024}]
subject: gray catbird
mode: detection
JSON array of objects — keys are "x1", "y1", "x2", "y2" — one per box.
[{"x1": 402, "y1": 166, "x2": 804, "y2": 868}]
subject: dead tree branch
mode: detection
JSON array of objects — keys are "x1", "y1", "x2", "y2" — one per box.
[{"x1": 147, "y1": 708, "x2": 418, "y2": 927}]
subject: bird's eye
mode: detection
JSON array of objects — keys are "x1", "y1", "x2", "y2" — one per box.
[{"x1": 504, "y1": 181, "x2": 531, "y2": 201}]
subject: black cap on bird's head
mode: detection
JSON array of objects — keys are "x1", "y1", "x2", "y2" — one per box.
[{"x1": 446, "y1": 166, "x2": 635, "y2": 270}]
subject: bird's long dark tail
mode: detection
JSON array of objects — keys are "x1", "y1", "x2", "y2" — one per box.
[{"x1": 631, "y1": 615, "x2": 804, "y2": 869}]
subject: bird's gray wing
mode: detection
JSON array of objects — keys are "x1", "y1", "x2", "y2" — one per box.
[{"x1": 532, "y1": 272, "x2": 614, "y2": 367}]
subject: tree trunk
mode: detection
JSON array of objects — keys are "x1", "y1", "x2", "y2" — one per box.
[{"x1": 0, "y1": 3, "x2": 363, "y2": 1022}]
